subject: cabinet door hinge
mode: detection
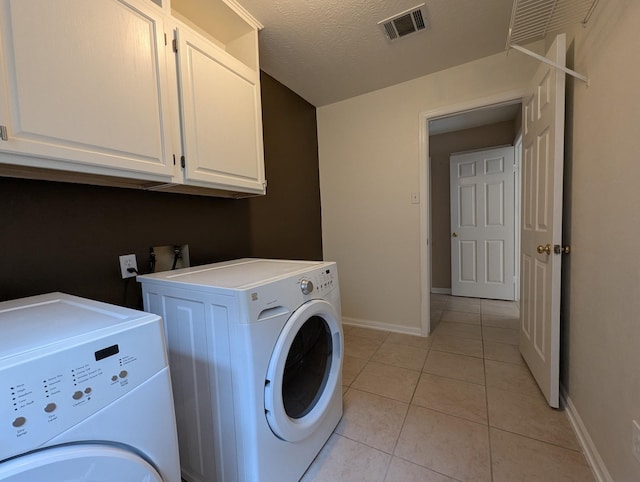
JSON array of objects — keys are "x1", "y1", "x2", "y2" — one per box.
[
  {"x1": 164, "y1": 33, "x2": 167, "y2": 46},
  {"x1": 172, "y1": 38, "x2": 178, "y2": 53},
  {"x1": 172, "y1": 154, "x2": 176, "y2": 165},
  {"x1": 0, "y1": 125, "x2": 7, "y2": 141},
  {"x1": 180, "y1": 156, "x2": 185, "y2": 168}
]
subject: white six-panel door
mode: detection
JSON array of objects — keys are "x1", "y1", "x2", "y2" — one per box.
[
  {"x1": 519, "y1": 34, "x2": 567, "y2": 408},
  {"x1": 450, "y1": 146, "x2": 516, "y2": 300}
]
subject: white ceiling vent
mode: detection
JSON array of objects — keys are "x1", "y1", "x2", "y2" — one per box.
[{"x1": 378, "y1": 4, "x2": 426, "y2": 41}]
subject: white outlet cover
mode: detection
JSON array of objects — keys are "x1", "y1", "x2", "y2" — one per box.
[{"x1": 119, "y1": 254, "x2": 138, "y2": 279}]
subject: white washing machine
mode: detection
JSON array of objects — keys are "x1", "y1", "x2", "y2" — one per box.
[
  {"x1": 138, "y1": 258, "x2": 343, "y2": 482},
  {"x1": 0, "y1": 293, "x2": 181, "y2": 482}
]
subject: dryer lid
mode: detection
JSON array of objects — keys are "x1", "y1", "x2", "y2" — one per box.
[{"x1": 0, "y1": 444, "x2": 163, "y2": 481}]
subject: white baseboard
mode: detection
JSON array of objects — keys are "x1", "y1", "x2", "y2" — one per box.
[
  {"x1": 560, "y1": 385, "x2": 612, "y2": 482},
  {"x1": 342, "y1": 316, "x2": 424, "y2": 336},
  {"x1": 431, "y1": 287, "x2": 452, "y2": 295}
]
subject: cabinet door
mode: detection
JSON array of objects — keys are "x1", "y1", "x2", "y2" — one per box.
[
  {"x1": 176, "y1": 27, "x2": 265, "y2": 194},
  {"x1": 0, "y1": 0, "x2": 174, "y2": 179}
]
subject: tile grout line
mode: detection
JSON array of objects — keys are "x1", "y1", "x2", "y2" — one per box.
[
  {"x1": 385, "y1": 384, "x2": 413, "y2": 480},
  {"x1": 482, "y1": 318, "x2": 496, "y2": 482},
  {"x1": 488, "y1": 425, "x2": 588, "y2": 454}
]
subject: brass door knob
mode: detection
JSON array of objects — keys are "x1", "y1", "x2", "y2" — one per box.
[
  {"x1": 537, "y1": 244, "x2": 552, "y2": 255},
  {"x1": 452, "y1": 232, "x2": 458, "y2": 238}
]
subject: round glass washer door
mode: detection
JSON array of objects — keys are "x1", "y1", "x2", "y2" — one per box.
[
  {"x1": 264, "y1": 299, "x2": 342, "y2": 442},
  {"x1": 0, "y1": 444, "x2": 163, "y2": 481}
]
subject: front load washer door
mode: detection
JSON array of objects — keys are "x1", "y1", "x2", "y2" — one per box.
[
  {"x1": 264, "y1": 299, "x2": 342, "y2": 443},
  {"x1": 0, "y1": 444, "x2": 163, "y2": 481}
]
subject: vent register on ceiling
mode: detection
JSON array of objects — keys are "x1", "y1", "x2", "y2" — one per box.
[
  {"x1": 376, "y1": 1, "x2": 599, "y2": 84},
  {"x1": 506, "y1": 0, "x2": 600, "y2": 84},
  {"x1": 378, "y1": 4, "x2": 426, "y2": 41}
]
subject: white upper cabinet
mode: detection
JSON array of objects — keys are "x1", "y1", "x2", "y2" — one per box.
[
  {"x1": 0, "y1": 0, "x2": 175, "y2": 180},
  {"x1": 175, "y1": 26, "x2": 264, "y2": 193},
  {"x1": 0, "y1": 0, "x2": 265, "y2": 197}
]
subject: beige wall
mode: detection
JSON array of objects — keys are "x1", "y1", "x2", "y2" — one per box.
[
  {"x1": 561, "y1": 0, "x2": 640, "y2": 479},
  {"x1": 317, "y1": 50, "x2": 537, "y2": 332},
  {"x1": 319, "y1": 0, "x2": 640, "y2": 478},
  {"x1": 430, "y1": 120, "x2": 517, "y2": 290}
]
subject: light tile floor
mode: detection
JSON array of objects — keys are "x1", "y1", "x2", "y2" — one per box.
[{"x1": 301, "y1": 295, "x2": 595, "y2": 482}]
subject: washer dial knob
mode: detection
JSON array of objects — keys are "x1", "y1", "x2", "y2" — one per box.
[{"x1": 300, "y1": 279, "x2": 314, "y2": 295}]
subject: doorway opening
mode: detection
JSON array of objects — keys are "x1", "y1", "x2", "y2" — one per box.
[{"x1": 419, "y1": 92, "x2": 524, "y2": 336}]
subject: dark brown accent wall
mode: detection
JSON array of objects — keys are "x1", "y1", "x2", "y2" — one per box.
[
  {"x1": 248, "y1": 72, "x2": 322, "y2": 260},
  {"x1": 0, "y1": 72, "x2": 322, "y2": 308},
  {"x1": 0, "y1": 178, "x2": 252, "y2": 307},
  {"x1": 430, "y1": 119, "x2": 517, "y2": 290}
]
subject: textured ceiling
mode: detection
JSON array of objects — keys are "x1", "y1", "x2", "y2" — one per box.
[{"x1": 235, "y1": 0, "x2": 516, "y2": 106}]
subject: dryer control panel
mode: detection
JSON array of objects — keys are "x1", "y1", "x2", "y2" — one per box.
[{"x1": 0, "y1": 296, "x2": 167, "y2": 462}]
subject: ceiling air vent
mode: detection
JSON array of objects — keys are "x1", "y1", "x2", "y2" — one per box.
[{"x1": 378, "y1": 4, "x2": 426, "y2": 41}]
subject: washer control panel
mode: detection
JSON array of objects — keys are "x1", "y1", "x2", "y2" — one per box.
[
  {"x1": 0, "y1": 319, "x2": 166, "y2": 462},
  {"x1": 299, "y1": 266, "x2": 336, "y2": 297},
  {"x1": 243, "y1": 262, "x2": 340, "y2": 322}
]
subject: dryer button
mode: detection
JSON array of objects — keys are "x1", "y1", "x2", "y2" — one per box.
[
  {"x1": 12, "y1": 416, "x2": 26, "y2": 428},
  {"x1": 72, "y1": 390, "x2": 83, "y2": 400},
  {"x1": 44, "y1": 403, "x2": 56, "y2": 413},
  {"x1": 119, "y1": 370, "x2": 128, "y2": 379}
]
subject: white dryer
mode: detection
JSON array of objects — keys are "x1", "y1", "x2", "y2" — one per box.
[
  {"x1": 0, "y1": 293, "x2": 181, "y2": 482},
  {"x1": 139, "y1": 258, "x2": 343, "y2": 482}
]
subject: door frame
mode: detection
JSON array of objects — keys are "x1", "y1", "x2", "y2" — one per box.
[{"x1": 418, "y1": 90, "x2": 525, "y2": 335}]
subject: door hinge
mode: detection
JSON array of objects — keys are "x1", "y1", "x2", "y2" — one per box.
[
  {"x1": 180, "y1": 156, "x2": 185, "y2": 168},
  {"x1": 164, "y1": 33, "x2": 167, "y2": 46},
  {"x1": 172, "y1": 38, "x2": 178, "y2": 53},
  {"x1": 172, "y1": 154, "x2": 176, "y2": 166},
  {"x1": 0, "y1": 125, "x2": 7, "y2": 141}
]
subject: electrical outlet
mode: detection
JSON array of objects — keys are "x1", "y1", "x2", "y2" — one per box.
[
  {"x1": 633, "y1": 420, "x2": 640, "y2": 463},
  {"x1": 119, "y1": 254, "x2": 138, "y2": 279}
]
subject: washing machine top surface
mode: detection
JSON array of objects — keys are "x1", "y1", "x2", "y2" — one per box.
[
  {"x1": 0, "y1": 292, "x2": 159, "y2": 362},
  {"x1": 139, "y1": 258, "x2": 332, "y2": 290}
]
